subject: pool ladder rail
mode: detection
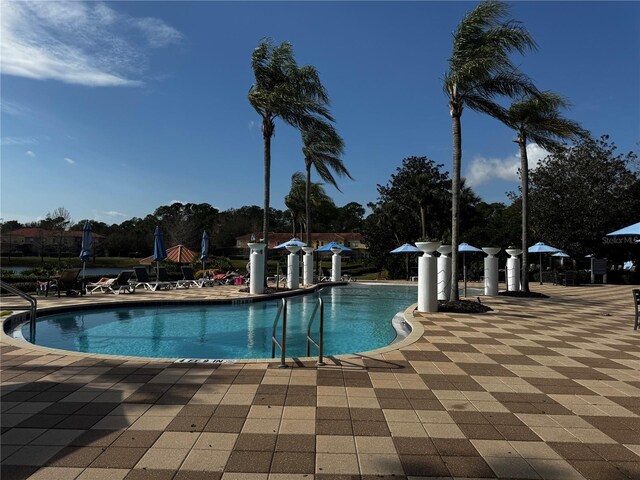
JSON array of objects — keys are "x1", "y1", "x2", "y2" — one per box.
[
  {"x1": 271, "y1": 294, "x2": 325, "y2": 368},
  {"x1": 0, "y1": 280, "x2": 37, "y2": 343}
]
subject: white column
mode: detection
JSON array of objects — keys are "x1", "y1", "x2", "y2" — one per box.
[
  {"x1": 286, "y1": 245, "x2": 301, "y2": 290},
  {"x1": 506, "y1": 248, "x2": 521, "y2": 292},
  {"x1": 416, "y1": 242, "x2": 440, "y2": 313},
  {"x1": 302, "y1": 247, "x2": 314, "y2": 286},
  {"x1": 437, "y1": 245, "x2": 452, "y2": 301},
  {"x1": 331, "y1": 247, "x2": 342, "y2": 282},
  {"x1": 482, "y1": 247, "x2": 500, "y2": 296},
  {"x1": 248, "y1": 242, "x2": 266, "y2": 294}
]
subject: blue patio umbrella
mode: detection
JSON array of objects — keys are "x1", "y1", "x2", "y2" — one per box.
[
  {"x1": 458, "y1": 243, "x2": 482, "y2": 297},
  {"x1": 607, "y1": 221, "x2": 640, "y2": 236},
  {"x1": 274, "y1": 238, "x2": 306, "y2": 249},
  {"x1": 552, "y1": 251, "x2": 570, "y2": 268},
  {"x1": 390, "y1": 243, "x2": 421, "y2": 280},
  {"x1": 79, "y1": 221, "x2": 92, "y2": 278},
  {"x1": 200, "y1": 231, "x2": 209, "y2": 272},
  {"x1": 153, "y1": 226, "x2": 167, "y2": 279},
  {"x1": 528, "y1": 242, "x2": 560, "y2": 285},
  {"x1": 315, "y1": 241, "x2": 352, "y2": 252}
]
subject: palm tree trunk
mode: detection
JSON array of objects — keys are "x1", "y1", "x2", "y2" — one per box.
[
  {"x1": 450, "y1": 111, "x2": 462, "y2": 301},
  {"x1": 519, "y1": 133, "x2": 530, "y2": 292},
  {"x1": 420, "y1": 205, "x2": 426, "y2": 239},
  {"x1": 262, "y1": 125, "x2": 272, "y2": 278}
]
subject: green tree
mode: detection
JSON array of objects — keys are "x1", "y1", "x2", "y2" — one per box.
[
  {"x1": 248, "y1": 38, "x2": 332, "y2": 265},
  {"x1": 501, "y1": 92, "x2": 587, "y2": 291},
  {"x1": 444, "y1": 0, "x2": 537, "y2": 299},
  {"x1": 529, "y1": 135, "x2": 639, "y2": 261},
  {"x1": 284, "y1": 172, "x2": 335, "y2": 239},
  {"x1": 301, "y1": 121, "x2": 350, "y2": 244}
]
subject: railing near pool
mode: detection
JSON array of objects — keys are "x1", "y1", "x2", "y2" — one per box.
[
  {"x1": 271, "y1": 298, "x2": 288, "y2": 368},
  {"x1": 1, "y1": 280, "x2": 37, "y2": 342},
  {"x1": 306, "y1": 294, "x2": 325, "y2": 366}
]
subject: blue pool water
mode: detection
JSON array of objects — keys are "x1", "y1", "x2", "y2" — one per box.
[{"x1": 23, "y1": 284, "x2": 421, "y2": 359}]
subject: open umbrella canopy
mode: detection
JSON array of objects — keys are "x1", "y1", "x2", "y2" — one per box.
[
  {"x1": 607, "y1": 221, "x2": 640, "y2": 236},
  {"x1": 552, "y1": 252, "x2": 570, "y2": 258},
  {"x1": 528, "y1": 242, "x2": 560, "y2": 253},
  {"x1": 390, "y1": 243, "x2": 421, "y2": 253},
  {"x1": 274, "y1": 238, "x2": 306, "y2": 249},
  {"x1": 140, "y1": 244, "x2": 197, "y2": 265},
  {"x1": 79, "y1": 221, "x2": 92, "y2": 262},
  {"x1": 316, "y1": 241, "x2": 352, "y2": 252},
  {"x1": 458, "y1": 242, "x2": 482, "y2": 252}
]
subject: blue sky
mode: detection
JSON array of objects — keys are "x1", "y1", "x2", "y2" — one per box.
[{"x1": 2, "y1": 1, "x2": 639, "y2": 225}]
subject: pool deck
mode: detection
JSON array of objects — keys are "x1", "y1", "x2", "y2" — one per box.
[{"x1": 1, "y1": 283, "x2": 639, "y2": 480}]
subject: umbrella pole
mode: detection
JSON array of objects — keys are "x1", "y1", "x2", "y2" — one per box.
[
  {"x1": 463, "y1": 253, "x2": 467, "y2": 297},
  {"x1": 539, "y1": 253, "x2": 543, "y2": 285},
  {"x1": 406, "y1": 255, "x2": 409, "y2": 281},
  {"x1": 82, "y1": 261, "x2": 86, "y2": 279}
]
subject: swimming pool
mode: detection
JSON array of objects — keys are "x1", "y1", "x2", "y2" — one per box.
[{"x1": 21, "y1": 284, "x2": 421, "y2": 360}]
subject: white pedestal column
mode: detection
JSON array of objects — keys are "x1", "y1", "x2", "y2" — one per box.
[
  {"x1": 331, "y1": 247, "x2": 342, "y2": 282},
  {"x1": 302, "y1": 247, "x2": 314, "y2": 286},
  {"x1": 482, "y1": 247, "x2": 500, "y2": 296},
  {"x1": 506, "y1": 248, "x2": 522, "y2": 292},
  {"x1": 416, "y1": 242, "x2": 440, "y2": 313},
  {"x1": 437, "y1": 245, "x2": 452, "y2": 301},
  {"x1": 286, "y1": 245, "x2": 301, "y2": 290},
  {"x1": 248, "y1": 242, "x2": 266, "y2": 294}
]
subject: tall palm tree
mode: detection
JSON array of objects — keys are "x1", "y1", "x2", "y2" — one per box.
[
  {"x1": 501, "y1": 92, "x2": 587, "y2": 292},
  {"x1": 301, "y1": 121, "x2": 350, "y2": 246},
  {"x1": 248, "y1": 39, "x2": 332, "y2": 265},
  {"x1": 444, "y1": 0, "x2": 537, "y2": 300}
]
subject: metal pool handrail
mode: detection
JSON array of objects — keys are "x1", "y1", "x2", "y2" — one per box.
[
  {"x1": 306, "y1": 294, "x2": 325, "y2": 366},
  {"x1": 1, "y1": 280, "x2": 37, "y2": 342},
  {"x1": 271, "y1": 298, "x2": 288, "y2": 368}
]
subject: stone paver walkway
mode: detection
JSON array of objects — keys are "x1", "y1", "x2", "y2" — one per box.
[{"x1": 1, "y1": 283, "x2": 639, "y2": 480}]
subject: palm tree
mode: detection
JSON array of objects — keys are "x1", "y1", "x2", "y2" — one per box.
[
  {"x1": 444, "y1": 0, "x2": 537, "y2": 300},
  {"x1": 301, "y1": 121, "x2": 350, "y2": 246},
  {"x1": 248, "y1": 38, "x2": 332, "y2": 264},
  {"x1": 501, "y1": 92, "x2": 587, "y2": 292},
  {"x1": 285, "y1": 172, "x2": 334, "y2": 239}
]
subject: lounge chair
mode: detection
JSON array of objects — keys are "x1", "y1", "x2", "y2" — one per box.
[
  {"x1": 633, "y1": 289, "x2": 640, "y2": 330},
  {"x1": 157, "y1": 267, "x2": 177, "y2": 290},
  {"x1": 86, "y1": 271, "x2": 135, "y2": 295},
  {"x1": 132, "y1": 266, "x2": 171, "y2": 291},
  {"x1": 44, "y1": 268, "x2": 83, "y2": 297},
  {"x1": 177, "y1": 266, "x2": 212, "y2": 288}
]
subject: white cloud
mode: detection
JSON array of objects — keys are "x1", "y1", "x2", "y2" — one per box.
[
  {"x1": 25, "y1": 150, "x2": 35, "y2": 157},
  {"x1": 465, "y1": 143, "x2": 550, "y2": 187},
  {"x1": 1, "y1": 136, "x2": 38, "y2": 145},
  {"x1": 248, "y1": 120, "x2": 256, "y2": 130},
  {"x1": 0, "y1": 1, "x2": 182, "y2": 87},
  {"x1": 103, "y1": 210, "x2": 127, "y2": 218},
  {"x1": 64, "y1": 157, "x2": 75, "y2": 164},
  {"x1": 170, "y1": 199, "x2": 186, "y2": 205},
  {"x1": 1, "y1": 99, "x2": 30, "y2": 116}
]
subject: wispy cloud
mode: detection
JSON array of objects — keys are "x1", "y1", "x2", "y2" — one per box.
[
  {"x1": 64, "y1": 157, "x2": 75, "y2": 164},
  {"x1": 248, "y1": 121, "x2": 256, "y2": 130},
  {"x1": 103, "y1": 210, "x2": 127, "y2": 218},
  {"x1": 1, "y1": 99, "x2": 31, "y2": 116},
  {"x1": 170, "y1": 199, "x2": 186, "y2": 205},
  {"x1": 465, "y1": 143, "x2": 550, "y2": 187},
  {"x1": 1, "y1": 1, "x2": 183, "y2": 87},
  {"x1": 1, "y1": 136, "x2": 38, "y2": 145},
  {"x1": 25, "y1": 150, "x2": 35, "y2": 157}
]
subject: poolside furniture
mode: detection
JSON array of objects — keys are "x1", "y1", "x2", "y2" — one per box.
[
  {"x1": 44, "y1": 268, "x2": 83, "y2": 297},
  {"x1": 633, "y1": 289, "x2": 640, "y2": 330},
  {"x1": 86, "y1": 270, "x2": 135, "y2": 295},
  {"x1": 157, "y1": 267, "x2": 178, "y2": 290},
  {"x1": 177, "y1": 266, "x2": 212, "y2": 288},
  {"x1": 132, "y1": 266, "x2": 171, "y2": 291}
]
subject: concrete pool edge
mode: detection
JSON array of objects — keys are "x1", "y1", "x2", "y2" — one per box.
[{"x1": 1, "y1": 284, "x2": 424, "y2": 365}]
